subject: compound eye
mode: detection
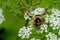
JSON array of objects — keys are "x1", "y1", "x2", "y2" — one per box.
[{"x1": 35, "y1": 18, "x2": 41, "y2": 22}]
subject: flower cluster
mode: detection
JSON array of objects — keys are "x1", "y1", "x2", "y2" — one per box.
[
  {"x1": 37, "y1": 24, "x2": 48, "y2": 33},
  {"x1": 32, "y1": 8, "x2": 45, "y2": 16},
  {"x1": 24, "y1": 8, "x2": 45, "y2": 20},
  {"x1": 18, "y1": 25, "x2": 33, "y2": 39},
  {"x1": 45, "y1": 8, "x2": 60, "y2": 30},
  {"x1": 46, "y1": 32, "x2": 57, "y2": 40},
  {"x1": 0, "y1": 8, "x2": 5, "y2": 24},
  {"x1": 50, "y1": 8, "x2": 60, "y2": 30},
  {"x1": 24, "y1": 12, "x2": 30, "y2": 20}
]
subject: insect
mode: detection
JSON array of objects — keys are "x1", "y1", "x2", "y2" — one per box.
[
  {"x1": 30, "y1": 13, "x2": 45, "y2": 29},
  {"x1": 22, "y1": 7, "x2": 47, "y2": 29}
]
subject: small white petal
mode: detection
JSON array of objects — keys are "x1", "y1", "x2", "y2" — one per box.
[
  {"x1": 22, "y1": 35, "x2": 25, "y2": 39},
  {"x1": 58, "y1": 30, "x2": 60, "y2": 35},
  {"x1": 56, "y1": 27, "x2": 59, "y2": 29},
  {"x1": 58, "y1": 38, "x2": 60, "y2": 40},
  {"x1": 50, "y1": 24, "x2": 53, "y2": 27},
  {"x1": 0, "y1": 8, "x2": 5, "y2": 24},
  {"x1": 53, "y1": 27, "x2": 56, "y2": 30},
  {"x1": 40, "y1": 31, "x2": 43, "y2": 33},
  {"x1": 30, "y1": 32, "x2": 32, "y2": 34},
  {"x1": 30, "y1": 38, "x2": 35, "y2": 40},
  {"x1": 45, "y1": 29, "x2": 48, "y2": 32},
  {"x1": 18, "y1": 34, "x2": 22, "y2": 37},
  {"x1": 26, "y1": 35, "x2": 29, "y2": 39},
  {"x1": 47, "y1": 37, "x2": 50, "y2": 40}
]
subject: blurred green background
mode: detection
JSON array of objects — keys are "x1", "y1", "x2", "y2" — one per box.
[{"x1": 0, "y1": 0, "x2": 60, "y2": 40}]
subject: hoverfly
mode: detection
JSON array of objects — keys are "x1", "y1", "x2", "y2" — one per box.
[
  {"x1": 32, "y1": 15, "x2": 44, "y2": 28},
  {"x1": 22, "y1": 7, "x2": 47, "y2": 29}
]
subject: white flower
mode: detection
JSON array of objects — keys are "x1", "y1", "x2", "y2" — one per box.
[
  {"x1": 40, "y1": 30, "x2": 43, "y2": 33},
  {"x1": 52, "y1": 8, "x2": 60, "y2": 17},
  {"x1": 21, "y1": 35, "x2": 25, "y2": 39},
  {"x1": 50, "y1": 24, "x2": 53, "y2": 27},
  {"x1": 44, "y1": 15, "x2": 49, "y2": 23},
  {"x1": 45, "y1": 29, "x2": 48, "y2": 32},
  {"x1": 46, "y1": 32, "x2": 57, "y2": 40},
  {"x1": 29, "y1": 8, "x2": 45, "y2": 16},
  {"x1": 24, "y1": 8, "x2": 46, "y2": 20},
  {"x1": 0, "y1": 8, "x2": 5, "y2": 24},
  {"x1": 58, "y1": 30, "x2": 60, "y2": 35},
  {"x1": 24, "y1": 12, "x2": 29, "y2": 20},
  {"x1": 58, "y1": 38, "x2": 60, "y2": 40},
  {"x1": 44, "y1": 8, "x2": 60, "y2": 31},
  {"x1": 28, "y1": 24, "x2": 33, "y2": 30},
  {"x1": 18, "y1": 24, "x2": 33, "y2": 39},
  {"x1": 26, "y1": 35, "x2": 29, "y2": 39},
  {"x1": 30, "y1": 38, "x2": 35, "y2": 40},
  {"x1": 37, "y1": 24, "x2": 48, "y2": 33},
  {"x1": 30, "y1": 38, "x2": 40, "y2": 40},
  {"x1": 46, "y1": 35, "x2": 49, "y2": 38},
  {"x1": 52, "y1": 27, "x2": 56, "y2": 30},
  {"x1": 18, "y1": 34, "x2": 22, "y2": 37},
  {"x1": 56, "y1": 27, "x2": 59, "y2": 29},
  {"x1": 47, "y1": 38, "x2": 49, "y2": 40}
]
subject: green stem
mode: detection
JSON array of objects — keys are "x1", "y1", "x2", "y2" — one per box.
[{"x1": 24, "y1": 19, "x2": 29, "y2": 26}]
